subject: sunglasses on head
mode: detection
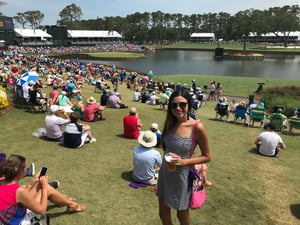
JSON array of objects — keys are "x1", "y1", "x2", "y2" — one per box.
[{"x1": 170, "y1": 102, "x2": 187, "y2": 109}]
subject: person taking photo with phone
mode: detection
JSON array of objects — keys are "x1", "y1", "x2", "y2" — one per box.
[{"x1": 0, "y1": 154, "x2": 86, "y2": 225}]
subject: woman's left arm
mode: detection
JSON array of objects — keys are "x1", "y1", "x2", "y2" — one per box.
[{"x1": 175, "y1": 122, "x2": 211, "y2": 166}]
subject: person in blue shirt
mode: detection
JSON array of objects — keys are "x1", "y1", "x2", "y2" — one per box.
[
  {"x1": 132, "y1": 131, "x2": 162, "y2": 185},
  {"x1": 150, "y1": 123, "x2": 162, "y2": 148}
]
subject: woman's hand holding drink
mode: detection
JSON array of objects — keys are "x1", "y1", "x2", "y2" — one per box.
[{"x1": 165, "y1": 153, "x2": 178, "y2": 172}]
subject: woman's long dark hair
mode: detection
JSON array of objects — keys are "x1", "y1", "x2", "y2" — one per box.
[
  {"x1": 1, "y1": 154, "x2": 26, "y2": 182},
  {"x1": 161, "y1": 90, "x2": 192, "y2": 151}
]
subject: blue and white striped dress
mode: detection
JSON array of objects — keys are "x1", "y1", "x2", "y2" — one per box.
[{"x1": 156, "y1": 133, "x2": 195, "y2": 210}]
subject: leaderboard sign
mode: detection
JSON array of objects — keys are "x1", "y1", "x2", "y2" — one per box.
[{"x1": 0, "y1": 16, "x2": 14, "y2": 30}]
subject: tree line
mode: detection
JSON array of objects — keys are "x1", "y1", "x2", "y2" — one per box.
[{"x1": 2, "y1": 2, "x2": 300, "y2": 46}]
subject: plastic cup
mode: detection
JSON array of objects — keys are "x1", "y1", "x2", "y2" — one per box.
[{"x1": 165, "y1": 153, "x2": 176, "y2": 172}]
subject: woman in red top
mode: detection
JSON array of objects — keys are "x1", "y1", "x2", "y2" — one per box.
[{"x1": 123, "y1": 107, "x2": 143, "y2": 139}]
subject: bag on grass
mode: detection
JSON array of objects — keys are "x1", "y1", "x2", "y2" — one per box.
[{"x1": 32, "y1": 128, "x2": 46, "y2": 138}]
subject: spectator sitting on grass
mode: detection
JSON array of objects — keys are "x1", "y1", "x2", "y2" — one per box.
[
  {"x1": 132, "y1": 131, "x2": 162, "y2": 185},
  {"x1": 71, "y1": 95, "x2": 85, "y2": 119},
  {"x1": 149, "y1": 91, "x2": 159, "y2": 105},
  {"x1": 133, "y1": 88, "x2": 141, "y2": 102},
  {"x1": 150, "y1": 123, "x2": 162, "y2": 148},
  {"x1": 123, "y1": 107, "x2": 143, "y2": 139},
  {"x1": 45, "y1": 105, "x2": 70, "y2": 142},
  {"x1": 159, "y1": 90, "x2": 169, "y2": 109},
  {"x1": 100, "y1": 90, "x2": 109, "y2": 107},
  {"x1": 49, "y1": 86, "x2": 59, "y2": 107},
  {"x1": 254, "y1": 122, "x2": 286, "y2": 157},
  {"x1": 107, "y1": 92, "x2": 128, "y2": 109},
  {"x1": 0, "y1": 154, "x2": 86, "y2": 225},
  {"x1": 67, "y1": 80, "x2": 83, "y2": 96},
  {"x1": 82, "y1": 96, "x2": 105, "y2": 122},
  {"x1": 58, "y1": 91, "x2": 73, "y2": 107},
  {"x1": 64, "y1": 112, "x2": 96, "y2": 148}
]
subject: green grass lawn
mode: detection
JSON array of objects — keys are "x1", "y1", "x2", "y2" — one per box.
[
  {"x1": 1, "y1": 76, "x2": 300, "y2": 225},
  {"x1": 156, "y1": 74, "x2": 300, "y2": 98},
  {"x1": 155, "y1": 43, "x2": 300, "y2": 53},
  {"x1": 86, "y1": 52, "x2": 145, "y2": 59}
]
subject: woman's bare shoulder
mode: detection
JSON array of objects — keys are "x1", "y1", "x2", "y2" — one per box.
[{"x1": 194, "y1": 120, "x2": 206, "y2": 131}]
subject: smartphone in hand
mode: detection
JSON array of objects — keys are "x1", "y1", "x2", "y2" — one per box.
[{"x1": 39, "y1": 167, "x2": 47, "y2": 178}]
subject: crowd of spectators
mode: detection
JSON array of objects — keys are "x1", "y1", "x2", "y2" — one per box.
[{"x1": 1, "y1": 45, "x2": 299, "y2": 224}]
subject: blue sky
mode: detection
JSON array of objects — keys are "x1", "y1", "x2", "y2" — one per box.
[{"x1": 2, "y1": 0, "x2": 299, "y2": 27}]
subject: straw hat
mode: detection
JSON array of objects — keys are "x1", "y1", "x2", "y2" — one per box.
[
  {"x1": 138, "y1": 131, "x2": 157, "y2": 148},
  {"x1": 87, "y1": 96, "x2": 97, "y2": 104}
]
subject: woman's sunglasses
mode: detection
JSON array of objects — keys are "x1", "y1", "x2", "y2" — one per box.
[{"x1": 170, "y1": 102, "x2": 187, "y2": 109}]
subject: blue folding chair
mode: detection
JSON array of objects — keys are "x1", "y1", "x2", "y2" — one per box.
[{"x1": 234, "y1": 105, "x2": 247, "y2": 124}]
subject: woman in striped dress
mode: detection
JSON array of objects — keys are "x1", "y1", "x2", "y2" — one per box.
[{"x1": 156, "y1": 90, "x2": 211, "y2": 225}]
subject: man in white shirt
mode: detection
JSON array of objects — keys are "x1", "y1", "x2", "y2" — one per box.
[
  {"x1": 254, "y1": 122, "x2": 286, "y2": 157},
  {"x1": 45, "y1": 105, "x2": 70, "y2": 141},
  {"x1": 149, "y1": 92, "x2": 159, "y2": 105},
  {"x1": 133, "y1": 89, "x2": 141, "y2": 102}
]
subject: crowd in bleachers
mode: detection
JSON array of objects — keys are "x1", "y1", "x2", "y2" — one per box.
[{"x1": 2, "y1": 43, "x2": 149, "y2": 57}]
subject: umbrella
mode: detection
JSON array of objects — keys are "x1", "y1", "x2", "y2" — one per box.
[{"x1": 16, "y1": 71, "x2": 39, "y2": 86}]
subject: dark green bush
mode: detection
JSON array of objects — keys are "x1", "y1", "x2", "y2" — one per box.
[{"x1": 260, "y1": 86, "x2": 300, "y2": 117}]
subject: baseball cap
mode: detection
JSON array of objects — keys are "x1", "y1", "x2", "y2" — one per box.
[
  {"x1": 150, "y1": 123, "x2": 158, "y2": 130},
  {"x1": 50, "y1": 105, "x2": 60, "y2": 114},
  {"x1": 129, "y1": 107, "x2": 137, "y2": 115}
]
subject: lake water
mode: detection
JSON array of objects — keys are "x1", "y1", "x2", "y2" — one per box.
[{"x1": 90, "y1": 50, "x2": 300, "y2": 80}]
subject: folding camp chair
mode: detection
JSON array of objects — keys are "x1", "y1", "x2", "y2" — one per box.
[
  {"x1": 249, "y1": 107, "x2": 265, "y2": 127},
  {"x1": 13, "y1": 85, "x2": 29, "y2": 109},
  {"x1": 288, "y1": 117, "x2": 300, "y2": 134},
  {"x1": 216, "y1": 103, "x2": 229, "y2": 121},
  {"x1": 270, "y1": 113, "x2": 287, "y2": 133},
  {"x1": 28, "y1": 89, "x2": 48, "y2": 114},
  {"x1": 234, "y1": 105, "x2": 247, "y2": 124}
]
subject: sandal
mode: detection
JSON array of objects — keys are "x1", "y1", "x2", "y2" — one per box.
[{"x1": 66, "y1": 204, "x2": 87, "y2": 214}]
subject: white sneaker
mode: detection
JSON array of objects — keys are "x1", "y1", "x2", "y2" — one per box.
[
  {"x1": 26, "y1": 163, "x2": 35, "y2": 176},
  {"x1": 89, "y1": 137, "x2": 96, "y2": 143}
]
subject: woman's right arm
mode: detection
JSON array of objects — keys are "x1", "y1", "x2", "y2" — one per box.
[{"x1": 16, "y1": 176, "x2": 48, "y2": 214}]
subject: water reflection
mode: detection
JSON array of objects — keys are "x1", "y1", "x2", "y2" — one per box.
[{"x1": 89, "y1": 50, "x2": 300, "y2": 80}]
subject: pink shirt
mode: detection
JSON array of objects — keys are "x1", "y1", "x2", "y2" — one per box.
[
  {"x1": 0, "y1": 184, "x2": 20, "y2": 211},
  {"x1": 0, "y1": 184, "x2": 27, "y2": 224},
  {"x1": 83, "y1": 103, "x2": 103, "y2": 122},
  {"x1": 49, "y1": 90, "x2": 58, "y2": 99}
]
